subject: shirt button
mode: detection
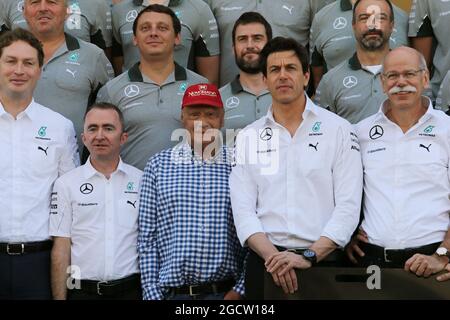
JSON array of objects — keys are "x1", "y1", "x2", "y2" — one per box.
[
  {"x1": 374, "y1": 90, "x2": 378, "y2": 93},
  {"x1": 257, "y1": 109, "x2": 260, "y2": 113},
  {"x1": 160, "y1": 99, "x2": 163, "y2": 103}
]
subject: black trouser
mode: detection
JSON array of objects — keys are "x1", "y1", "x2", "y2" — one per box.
[
  {"x1": 245, "y1": 248, "x2": 345, "y2": 300},
  {"x1": 0, "y1": 250, "x2": 51, "y2": 300},
  {"x1": 68, "y1": 274, "x2": 142, "y2": 300}
]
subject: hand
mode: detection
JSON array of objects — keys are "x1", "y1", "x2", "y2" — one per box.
[
  {"x1": 345, "y1": 228, "x2": 368, "y2": 264},
  {"x1": 265, "y1": 251, "x2": 311, "y2": 274},
  {"x1": 404, "y1": 254, "x2": 448, "y2": 277},
  {"x1": 223, "y1": 290, "x2": 242, "y2": 300},
  {"x1": 264, "y1": 251, "x2": 311, "y2": 294},
  {"x1": 269, "y1": 267, "x2": 298, "y2": 294},
  {"x1": 436, "y1": 264, "x2": 450, "y2": 282}
]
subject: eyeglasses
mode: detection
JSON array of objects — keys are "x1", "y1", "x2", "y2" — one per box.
[{"x1": 382, "y1": 69, "x2": 424, "y2": 81}]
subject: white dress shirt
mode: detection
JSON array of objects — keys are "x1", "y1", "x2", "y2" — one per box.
[
  {"x1": 356, "y1": 99, "x2": 450, "y2": 249},
  {"x1": 230, "y1": 95, "x2": 363, "y2": 248},
  {"x1": 49, "y1": 158, "x2": 143, "y2": 281},
  {"x1": 0, "y1": 100, "x2": 79, "y2": 242}
]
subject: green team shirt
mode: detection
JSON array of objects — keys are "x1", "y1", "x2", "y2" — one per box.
[
  {"x1": 219, "y1": 76, "x2": 271, "y2": 132},
  {"x1": 314, "y1": 53, "x2": 386, "y2": 124},
  {"x1": 111, "y1": 0, "x2": 220, "y2": 72},
  {"x1": 96, "y1": 62, "x2": 207, "y2": 170},
  {"x1": 408, "y1": 0, "x2": 450, "y2": 100},
  {"x1": 33, "y1": 34, "x2": 114, "y2": 153},
  {"x1": 310, "y1": 0, "x2": 408, "y2": 71},
  {"x1": 206, "y1": 0, "x2": 333, "y2": 86}
]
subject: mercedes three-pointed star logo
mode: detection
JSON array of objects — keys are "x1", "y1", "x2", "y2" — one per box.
[
  {"x1": 126, "y1": 10, "x2": 138, "y2": 22},
  {"x1": 226, "y1": 96, "x2": 240, "y2": 109},
  {"x1": 369, "y1": 125, "x2": 384, "y2": 140},
  {"x1": 80, "y1": 183, "x2": 94, "y2": 195},
  {"x1": 343, "y1": 76, "x2": 358, "y2": 88},
  {"x1": 333, "y1": 17, "x2": 347, "y2": 30},
  {"x1": 260, "y1": 127, "x2": 273, "y2": 141},
  {"x1": 124, "y1": 84, "x2": 140, "y2": 98}
]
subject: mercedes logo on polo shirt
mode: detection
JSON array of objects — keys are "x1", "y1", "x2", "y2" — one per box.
[
  {"x1": 369, "y1": 125, "x2": 384, "y2": 140},
  {"x1": 124, "y1": 84, "x2": 140, "y2": 98},
  {"x1": 126, "y1": 10, "x2": 138, "y2": 22},
  {"x1": 343, "y1": 76, "x2": 358, "y2": 89},
  {"x1": 226, "y1": 96, "x2": 240, "y2": 109},
  {"x1": 260, "y1": 127, "x2": 273, "y2": 141},
  {"x1": 80, "y1": 183, "x2": 94, "y2": 195},
  {"x1": 333, "y1": 17, "x2": 347, "y2": 30}
]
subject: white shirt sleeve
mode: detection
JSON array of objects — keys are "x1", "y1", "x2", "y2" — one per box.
[
  {"x1": 59, "y1": 120, "x2": 80, "y2": 177},
  {"x1": 321, "y1": 122, "x2": 363, "y2": 247},
  {"x1": 230, "y1": 133, "x2": 265, "y2": 247},
  {"x1": 49, "y1": 177, "x2": 73, "y2": 238}
]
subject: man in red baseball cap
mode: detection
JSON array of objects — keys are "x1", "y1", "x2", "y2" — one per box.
[
  {"x1": 137, "y1": 83, "x2": 247, "y2": 300},
  {"x1": 181, "y1": 83, "x2": 225, "y2": 159}
]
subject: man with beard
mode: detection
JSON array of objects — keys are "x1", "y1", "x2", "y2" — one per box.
[
  {"x1": 220, "y1": 12, "x2": 272, "y2": 135},
  {"x1": 309, "y1": 0, "x2": 408, "y2": 90},
  {"x1": 314, "y1": 0, "x2": 394, "y2": 124},
  {"x1": 346, "y1": 47, "x2": 450, "y2": 280}
]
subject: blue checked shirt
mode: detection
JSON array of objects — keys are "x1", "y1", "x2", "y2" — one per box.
[{"x1": 138, "y1": 143, "x2": 247, "y2": 300}]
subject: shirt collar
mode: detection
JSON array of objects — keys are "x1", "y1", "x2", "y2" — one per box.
[
  {"x1": 0, "y1": 99, "x2": 40, "y2": 121},
  {"x1": 65, "y1": 33, "x2": 81, "y2": 51},
  {"x1": 374, "y1": 96, "x2": 435, "y2": 124},
  {"x1": 348, "y1": 52, "x2": 362, "y2": 71},
  {"x1": 173, "y1": 142, "x2": 229, "y2": 165},
  {"x1": 230, "y1": 75, "x2": 244, "y2": 94},
  {"x1": 341, "y1": 0, "x2": 353, "y2": 11},
  {"x1": 264, "y1": 94, "x2": 319, "y2": 126},
  {"x1": 128, "y1": 62, "x2": 187, "y2": 82},
  {"x1": 83, "y1": 157, "x2": 128, "y2": 179},
  {"x1": 133, "y1": 0, "x2": 180, "y2": 6}
]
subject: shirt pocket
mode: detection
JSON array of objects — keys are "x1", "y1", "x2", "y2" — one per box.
[
  {"x1": 118, "y1": 196, "x2": 139, "y2": 229},
  {"x1": 29, "y1": 139, "x2": 58, "y2": 177},
  {"x1": 55, "y1": 66, "x2": 91, "y2": 95}
]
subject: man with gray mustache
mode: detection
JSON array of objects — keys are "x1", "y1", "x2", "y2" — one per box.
[{"x1": 346, "y1": 47, "x2": 450, "y2": 280}]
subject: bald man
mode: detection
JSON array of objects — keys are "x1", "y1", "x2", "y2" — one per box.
[{"x1": 347, "y1": 47, "x2": 450, "y2": 281}]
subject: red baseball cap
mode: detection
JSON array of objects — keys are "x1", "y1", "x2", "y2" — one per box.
[{"x1": 182, "y1": 83, "x2": 223, "y2": 109}]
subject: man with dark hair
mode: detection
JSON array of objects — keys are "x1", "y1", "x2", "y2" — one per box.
[
  {"x1": 97, "y1": 4, "x2": 206, "y2": 170},
  {"x1": 315, "y1": 0, "x2": 395, "y2": 124},
  {"x1": 22, "y1": 0, "x2": 114, "y2": 156},
  {"x1": 138, "y1": 83, "x2": 246, "y2": 300},
  {"x1": 50, "y1": 102, "x2": 143, "y2": 300},
  {"x1": 309, "y1": 0, "x2": 408, "y2": 89},
  {"x1": 205, "y1": 0, "x2": 334, "y2": 86},
  {"x1": 220, "y1": 12, "x2": 273, "y2": 134},
  {"x1": 0, "y1": 28, "x2": 79, "y2": 299},
  {"x1": 111, "y1": 0, "x2": 220, "y2": 84},
  {"x1": 230, "y1": 37, "x2": 363, "y2": 299}
]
